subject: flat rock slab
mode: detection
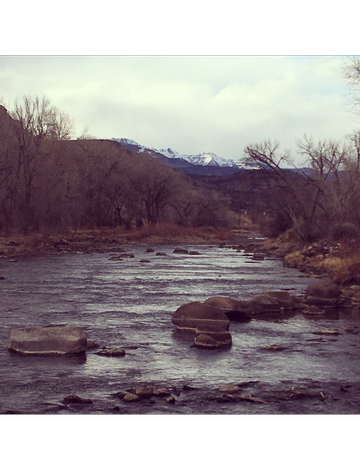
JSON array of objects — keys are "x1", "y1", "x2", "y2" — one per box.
[{"x1": 8, "y1": 326, "x2": 87, "y2": 355}]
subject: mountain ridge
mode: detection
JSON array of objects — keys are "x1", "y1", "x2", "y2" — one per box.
[
  {"x1": 110, "y1": 137, "x2": 314, "y2": 177},
  {"x1": 111, "y1": 138, "x2": 239, "y2": 168}
]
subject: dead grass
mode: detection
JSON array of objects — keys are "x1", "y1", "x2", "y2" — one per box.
[
  {"x1": 122, "y1": 223, "x2": 237, "y2": 244},
  {"x1": 284, "y1": 246, "x2": 360, "y2": 283},
  {"x1": 314, "y1": 255, "x2": 360, "y2": 283},
  {"x1": 284, "y1": 251, "x2": 305, "y2": 268},
  {"x1": 0, "y1": 224, "x2": 240, "y2": 256}
]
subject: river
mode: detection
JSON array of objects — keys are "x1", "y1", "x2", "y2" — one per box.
[{"x1": 1, "y1": 240, "x2": 360, "y2": 414}]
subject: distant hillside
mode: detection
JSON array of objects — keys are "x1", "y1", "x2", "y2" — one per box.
[
  {"x1": 111, "y1": 137, "x2": 239, "y2": 167},
  {"x1": 111, "y1": 138, "x2": 240, "y2": 175}
]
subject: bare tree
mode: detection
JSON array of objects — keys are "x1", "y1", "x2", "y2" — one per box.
[
  {"x1": 8, "y1": 95, "x2": 74, "y2": 232},
  {"x1": 296, "y1": 135, "x2": 350, "y2": 227},
  {"x1": 343, "y1": 56, "x2": 360, "y2": 114}
]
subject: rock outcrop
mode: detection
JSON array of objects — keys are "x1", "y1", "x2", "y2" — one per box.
[{"x1": 8, "y1": 325, "x2": 87, "y2": 355}]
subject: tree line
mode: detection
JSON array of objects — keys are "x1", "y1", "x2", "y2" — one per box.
[
  {"x1": 228, "y1": 57, "x2": 360, "y2": 244},
  {"x1": 241, "y1": 133, "x2": 360, "y2": 242},
  {"x1": 2, "y1": 56, "x2": 360, "y2": 243},
  {"x1": 0, "y1": 96, "x2": 234, "y2": 236}
]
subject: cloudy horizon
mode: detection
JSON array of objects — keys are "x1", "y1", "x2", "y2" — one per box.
[{"x1": 0, "y1": 55, "x2": 358, "y2": 166}]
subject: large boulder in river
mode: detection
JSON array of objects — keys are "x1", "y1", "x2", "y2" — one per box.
[
  {"x1": 203, "y1": 296, "x2": 252, "y2": 321},
  {"x1": 305, "y1": 281, "x2": 340, "y2": 308},
  {"x1": 171, "y1": 302, "x2": 230, "y2": 332},
  {"x1": 247, "y1": 293, "x2": 282, "y2": 315},
  {"x1": 261, "y1": 291, "x2": 295, "y2": 310},
  {"x1": 8, "y1": 326, "x2": 87, "y2": 355}
]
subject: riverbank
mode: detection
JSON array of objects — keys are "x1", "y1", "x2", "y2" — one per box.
[
  {"x1": 0, "y1": 225, "x2": 244, "y2": 258},
  {"x1": 260, "y1": 229, "x2": 360, "y2": 286},
  {"x1": 3, "y1": 223, "x2": 360, "y2": 288}
]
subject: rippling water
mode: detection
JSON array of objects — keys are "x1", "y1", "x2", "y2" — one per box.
[{"x1": 1, "y1": 242, "x2": 360, "y2": 414}]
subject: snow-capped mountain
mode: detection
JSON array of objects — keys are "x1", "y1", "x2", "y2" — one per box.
[{"x1": 111, "y1": 138, "x2": 238, "y2": 168}]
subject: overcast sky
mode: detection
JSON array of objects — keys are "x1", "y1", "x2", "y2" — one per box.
[{"x1": 0, "y1": 55, "x2": 357, "y2": 166}]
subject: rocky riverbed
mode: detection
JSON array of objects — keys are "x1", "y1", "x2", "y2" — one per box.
[{"x1": 1, "y1": 237, "x2": 360, "y2": 414}]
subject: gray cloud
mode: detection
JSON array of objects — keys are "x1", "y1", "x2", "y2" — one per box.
[{"x1": 0, "y1": 55, "x2": 356, "y2": 165}]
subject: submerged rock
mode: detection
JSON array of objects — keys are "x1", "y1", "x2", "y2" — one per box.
[
  {"x1": 265, "y1": 344, "x2": 286, "y2": 351},
  {"x1": 306, "y1": 296, "x2": 338, "y2": 308},
  {"x1": 123, "y1": 393, "x2": 140, "y2": 402},
  {"x1": 303, "y1": 306, "x2": 326, "y2": 316},
  {"x1": 153, "y1": 388, "x2": 172, "y2": 397},
  {"x1": 194, "y1": 334, "x2": 219, "y2": 348},
  {"x1": 313, "y1": 330, "x2": 340, "y2": 336},
  {"x1": 173, "y1": 247, "x2": 189, "y2": 254},
  {"x1": 218, "y1": 384, "x2": 241, "y2": 393},
  {"x1": 63, "y1": 394, "x2": 92, "y2": 405},
  {"x1": 96, "y1": 348, "x2": 125, "y2": 357},
  {"x1": 86, "y1": 339, "x2": 100, "y2": 349},
  {"x1": 252, "y1": 253, "x2": 265, "y2": 261},
  {"x1": 135, "y1": 386, "x2": 153, "y2": 399},
  {"x1": 194, "y1": 329, "x2": 232, "y2": 348},
  {"x1": 8, "y1": 326, "x2": 87, "y2": 355}
]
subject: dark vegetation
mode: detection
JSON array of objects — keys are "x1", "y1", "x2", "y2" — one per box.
[
  {"x1": 2, "y1": 55, "x2": 360, "y2": 261},
  {"x1": 0, "y1": 96, "x2": 239, "y2": 238}
]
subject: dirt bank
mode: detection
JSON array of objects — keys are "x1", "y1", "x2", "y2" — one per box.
[
  {"x1": 0, "y1": 226, "x2": 245, "y2": 259},
  {"x1": 261, "y1": 229, "x2": 360, "y2": 286}
]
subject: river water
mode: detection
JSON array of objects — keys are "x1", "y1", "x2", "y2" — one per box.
[{"x1": 1, "y1": 241, "x2": 360, "y2": 414}]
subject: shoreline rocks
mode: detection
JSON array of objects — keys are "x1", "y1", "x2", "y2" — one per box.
[{"x1": 305, "y1": 281, "x2": 340, "y2": 308}]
